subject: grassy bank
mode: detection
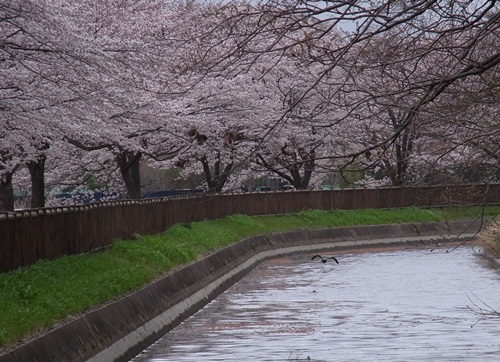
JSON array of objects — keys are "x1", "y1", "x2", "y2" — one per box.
[{"x1": 1, "y1": 206, "x2": 499, "y2": 349}]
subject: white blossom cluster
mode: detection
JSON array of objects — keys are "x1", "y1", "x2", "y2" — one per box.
[{"x1": 1, "y1": 0, "x2": 498, "y2": 210}]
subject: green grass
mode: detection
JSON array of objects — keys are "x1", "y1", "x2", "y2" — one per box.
[{"x1": 1, "y1": 206, "x2": 499, "y2": 348}]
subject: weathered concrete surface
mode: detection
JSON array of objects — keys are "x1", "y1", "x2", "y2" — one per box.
[{"x1": 0, "y1": 220, "x2": 482, "y2": 362}]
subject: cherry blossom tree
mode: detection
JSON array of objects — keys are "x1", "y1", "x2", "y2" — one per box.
[
  {"x1": 1, "y1": 0, "x2": 87, "y2": 209},
  {"x1": 431, "y1": 56, "x2": 500, "y2": 184},
  {"x1": 167, "y1": 68, "x2": 273, "y2": 192},
  {"x1": 250, "y1": 58, "x2": 344, "y2": 190},
  {"x1": 3, "y1": 0, "x2": 499, "y2": 211},
  {"x1": 212, "y1": 0, "x2": 500, "y2": 181},
  {"x1": 59, "y1": 0, "x2": 230, "y2": 199},
  {"x1": 344, "y1": 1, "x2": 497, "y2": 187},
  {"x1": 2, "y1": 0, "x2": 223, "y2": 208}
]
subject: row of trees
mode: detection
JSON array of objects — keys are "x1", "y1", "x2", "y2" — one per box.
[{"x1": 1, "y1": 0, "x2": 499, "y2": 211}]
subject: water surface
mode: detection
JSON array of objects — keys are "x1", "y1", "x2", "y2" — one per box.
[{"x1": 132, "y1": 246, "x2": 500, "y2": 361}]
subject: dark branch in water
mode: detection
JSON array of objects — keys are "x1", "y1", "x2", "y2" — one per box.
[{"x1": 466, "y1": 292, "x2": 500, "y2": 328}]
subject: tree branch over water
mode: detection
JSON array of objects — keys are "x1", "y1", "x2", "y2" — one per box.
[{"x1": 466, "y1": 292, "x2": 500, "y2": 328}]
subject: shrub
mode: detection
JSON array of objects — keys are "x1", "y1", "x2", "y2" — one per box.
[{"x1": 478, "y1": 218, "x2": 500, "y2": 257}]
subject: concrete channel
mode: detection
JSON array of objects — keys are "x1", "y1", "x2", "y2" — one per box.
[{"x1": 0, "y1": 220, "x2": 482, "y2": 362}]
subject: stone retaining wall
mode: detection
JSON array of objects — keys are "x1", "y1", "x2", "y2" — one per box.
[{"x1": 0, "y1": 220, "x2": 482, "y2": 362}]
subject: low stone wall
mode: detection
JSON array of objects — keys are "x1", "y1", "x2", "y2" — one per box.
[{"x1": 0, "y1": 220, "x2": 482, "y2": 362}]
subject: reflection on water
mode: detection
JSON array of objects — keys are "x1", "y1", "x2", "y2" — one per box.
[{"x1": 131, "y1": 246, "x2": 500, "y2": 361}]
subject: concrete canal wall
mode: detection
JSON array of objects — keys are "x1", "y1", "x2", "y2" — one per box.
[{"x1": 0, "y1": 220, "x2": 482, "y2": 362}]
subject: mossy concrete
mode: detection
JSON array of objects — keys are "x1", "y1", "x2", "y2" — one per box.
[{"x1": 0, "y1": 220, "x2": 482, "y2": 362}]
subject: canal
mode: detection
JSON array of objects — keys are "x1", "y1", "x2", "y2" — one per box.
[{"x1": 131, "y1": 245, "x2": 500, "y2": 361}]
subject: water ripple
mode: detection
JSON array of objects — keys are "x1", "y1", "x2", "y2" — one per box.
[{"x1": 132, "y1": 247, "x2": 500, "y2": 361}]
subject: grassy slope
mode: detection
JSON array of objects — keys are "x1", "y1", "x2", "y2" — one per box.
[{"x1": 1, "y1": 206, "x2": 499, "y2": 348}]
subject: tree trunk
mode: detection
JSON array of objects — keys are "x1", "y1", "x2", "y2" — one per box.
[
  {"x1": 200, "y1": 156, "x2": 233, "y2": 192},
  {"x1": 0, "y1": 172, "x2": 15, "y2": 211},
  {"x1": 27, "y1": 155, "x2": 46, "y2": 208},
  {"x1": 255, "y1": 149, "x2": 315, "y2": 190},
  {"x1": 385, "y1": 108, "x2": 414, "y2": 186},
  {"x1": 117, "y1": 151, "x2": 142, "y2": 199}
]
